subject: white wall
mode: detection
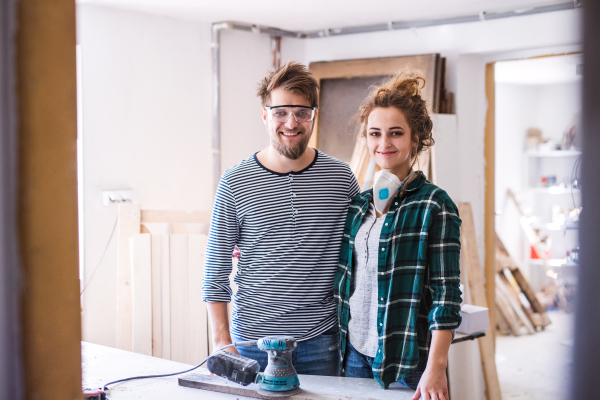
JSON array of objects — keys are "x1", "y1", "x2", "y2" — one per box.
[
  {"x1": 77, "y1": 4, "x2": 213, "y2": 347},
  {"x1": 280, "y1": 9, "x2": 582, "y2": 266}
]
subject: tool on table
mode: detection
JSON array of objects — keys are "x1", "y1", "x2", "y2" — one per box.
[
  {"x1": 207, "y1": 336, "x2": 301, "y2": 396},
  {"x1": 90, "y1": 336, "x2": 299, "y2": 398}
]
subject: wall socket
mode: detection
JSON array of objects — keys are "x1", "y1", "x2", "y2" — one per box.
[{"x1": 101, "y1": 189, "x2": 138, "y2": 206}]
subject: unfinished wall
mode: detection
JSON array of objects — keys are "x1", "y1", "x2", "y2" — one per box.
[
  {"x1": 77, "y1": 4, "x2": 213, "y2": 347},
  {"x1": 284, "y1": 8, "x2": 581, "y2": 268}
]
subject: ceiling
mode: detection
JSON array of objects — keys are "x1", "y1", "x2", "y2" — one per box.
[
  {"x1": 76, "y1": 0, "x2": 572, "y2": 32},
  {"x1": 495, "y1": 54, "x2": 583, "y2": 85}
]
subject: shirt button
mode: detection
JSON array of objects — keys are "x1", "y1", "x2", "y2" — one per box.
[
  {"x1": 379, "y1": 272, "x2": 384, "y2": 275},
  {"x1": 290, "y1": 176, "x2": 294, "y2": 182},
  {"x1": 379, "y1": 323, "x2": 383, "y2": 326},
  {"x1": 380, "y1": 298, "x2": 384, "y2": 301},
  {"x1": 395, "y1": 202, "x2": 398, "y2": 205},
  {"x1": 385, "y1": 223, "x2": 388, "y2": 226},
  {"x1": 292, "y1": 193, "x2": 296, "y2": 198},
  {"x1": 381, "y1": 247, "x2": 385, "y2": 251},
  {"x1": 378, "y1": 349, "x2": 381, "y2": 353},
  {"x1": 295, "y1": 210, "x2": 299, "y2": 214}
]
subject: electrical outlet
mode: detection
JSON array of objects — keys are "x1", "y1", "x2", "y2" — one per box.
[{"x1": 102, "y1": 189, "x2": 138, "y2": 206}]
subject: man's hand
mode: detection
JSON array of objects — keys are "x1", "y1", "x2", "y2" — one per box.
[{"x1": 213, "y1": 340, "x2": 240, "y2": 355}]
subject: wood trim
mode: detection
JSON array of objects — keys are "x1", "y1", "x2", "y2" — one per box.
[
  {"x1": 17, "y1": 0, "x2": 81, "y2": 398},
  {"x1": 141, "y1": 210, "x2": 211, "y2": 225},
  {"x1": 484, "y1": 62, "x2": 496, "y2": 347}
]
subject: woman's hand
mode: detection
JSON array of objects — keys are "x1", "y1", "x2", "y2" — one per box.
[
  {"x1": 410, "y1": 364, "x2": 448, "y2": 400},
  {"x1": 410, "y1": 329, "x2": 453, "y2": 400}
]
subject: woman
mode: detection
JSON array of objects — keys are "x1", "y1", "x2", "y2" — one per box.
[{"x1": 334, "y1": 73, "x2": 462, "y2": 400}]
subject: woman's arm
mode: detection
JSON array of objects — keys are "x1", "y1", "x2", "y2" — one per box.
[{"x1": 410, "y1": 329, "x2": 453, "y2": 400}]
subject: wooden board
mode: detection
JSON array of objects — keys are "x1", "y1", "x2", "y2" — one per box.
[
  {"x1": 510, "y1": 267, "x2": 551, "y2": 327},
  {"x1": 496, "y1": 274, "x2": 535, "y2": 335},
  {"x1": 170, "y1": 235, "x2": 189, "y2": 364},
  {"x1": 141, "y1": 210, "x2": 211, "y2": 224},
  {"x1": 457, "y1": 202, "x2": 502, "y2": 400},
  {"x1": 116, "y1": 203, "x2": 141, "y2": 351},
  {"x1": 188, "y1": 234, "x2": 209, "y2": 364},
  {"x1": 151, "y1": 235, "x2": 170, "y2": 358},
  {"x1": 131, "y1": 233, "x2": 153, "y2": 355}
]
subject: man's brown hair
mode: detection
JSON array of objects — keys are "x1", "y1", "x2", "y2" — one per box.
[{"x1": 257, "y1": 61, "x2": 319, "y2": 108}]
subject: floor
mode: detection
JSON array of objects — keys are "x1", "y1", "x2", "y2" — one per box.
[{"x1": 495, "y1": 310, "x2": 574, "y2": 400}]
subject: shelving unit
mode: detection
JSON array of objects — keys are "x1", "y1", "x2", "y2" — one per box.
[{"x1": 522, "y1": 149, "x2": 581, "y2": 292}]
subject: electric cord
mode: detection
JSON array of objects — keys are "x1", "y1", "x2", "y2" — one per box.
[
  {"x1": 102, "y1": 341, "x2": 258, "y2": 392},
  {"x1": 80, "y1": 213, "x2": 119, "y2": 296}
]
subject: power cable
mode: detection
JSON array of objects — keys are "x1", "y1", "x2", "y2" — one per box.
[{"x1": 80, "y1": 213, "x2": 118, "y2": 296}]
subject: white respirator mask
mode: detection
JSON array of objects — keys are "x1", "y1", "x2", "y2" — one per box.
[{"x1": 373, "y1": 170, "x2": 414, "y2": 214}]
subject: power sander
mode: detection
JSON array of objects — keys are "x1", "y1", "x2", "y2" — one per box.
[{"x1": 207, "y1": 336, "x2": 301, "y2": 396}]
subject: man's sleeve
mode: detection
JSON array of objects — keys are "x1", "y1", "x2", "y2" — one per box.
[
  {"x1": 347, "y1": 167, "x2": 360, "y2": 199},
  {"x1": 202, "y1": 176, "x2": 239, "y2": 303}
]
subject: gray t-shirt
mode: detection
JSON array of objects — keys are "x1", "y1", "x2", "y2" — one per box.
[{"x1": 348, "y1": 203, "x2": 385, "y2": 357}]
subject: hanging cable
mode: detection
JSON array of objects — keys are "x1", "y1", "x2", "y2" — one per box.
[{"x1": 80, "y1": 213, "x2": 118, "y2": 296}]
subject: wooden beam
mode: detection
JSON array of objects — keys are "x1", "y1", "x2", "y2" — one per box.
[
  {"x1": 170, "y1": 235, "x2": 189, "y2": 363},
  {"x1": 17, "y1": 0, "x2": 81, "y2": 397},
  {"x1": 484, "y1": 62, "x2": 496, "y2": 347},
  {"x1": 458, "y1": 203, "x2": 502, "y2": 400}
]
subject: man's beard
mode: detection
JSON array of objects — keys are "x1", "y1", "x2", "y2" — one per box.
[{"x1": 271, "y1": 127, "x2": 311, "y2": 160}]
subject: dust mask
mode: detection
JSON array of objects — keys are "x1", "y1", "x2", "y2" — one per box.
[
  {"x1": 373, "y1": 170, "x2": 401, "y2": 214},
  {"x1": 373, "y1": 170, "x2": 414, "y2": 214}
]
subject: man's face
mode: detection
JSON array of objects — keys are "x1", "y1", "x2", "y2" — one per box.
[{"x1": 261, "y1": 87, "x2": 316, "y2": 160}]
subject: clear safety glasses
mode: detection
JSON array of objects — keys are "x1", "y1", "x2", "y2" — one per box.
[{"x1": 266, "y1": 105, "x2": 316, "y2": 123}]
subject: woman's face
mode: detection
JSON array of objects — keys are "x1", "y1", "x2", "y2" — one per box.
[{"x1": 366, "y1": 107, "x2": 415, "y2": 177}]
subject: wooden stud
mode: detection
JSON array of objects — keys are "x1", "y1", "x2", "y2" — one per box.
[
  {"x1": 170, "y1": 235, "x2": 189, "y2": 363},
  {"x1": 116, "y1": 203, "x2": 141, "y2": 351},
  {"x1": 458, "y1": 202, "x2": 502, "y2": 400},
  {"x1": 510, "y1": 267, "x2": 551, "y2": 327},
  {"x1": 131, "y1": 233, "x2": 153, "y2": 355},
  {"x1": 495, "y1": 281, "x2": 522, "y2": 336},
  {"x1": 188, "y1": 234, "x2": 209, "y2": 364},
  {"x1": 160, "y1": 235, "x2": 171, "y2": 359},
  {"x1": 484, "y1": 62, "x2": 497, "y2": 347}
]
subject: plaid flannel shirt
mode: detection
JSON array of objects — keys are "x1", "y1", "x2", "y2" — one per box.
[{"x1": 334, "y1": 171, "x2": 462, "y2": 389}]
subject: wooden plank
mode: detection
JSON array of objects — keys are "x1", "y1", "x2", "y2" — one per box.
[
  {"x1": 116, "y1": 203, "x2": 141, "y2": 351},
  {"x1": 160, "y1": 235, "x2": 171, "y2": 359},
  {"x1": 510, "y1": 267, "x2": 551, "y2": 327},
  {"x1": 188, "y1": 234, "x2": 209, "y2": 364},
  {"x1": 151, "y1": 235, "x2": 163, "y2": 358},
  {"x1": 484, "y1": 62, "x2": 497, "y2": 348},
  {"x1": 495, "y1": 284, "x2": 522, "y2": 336},
  {"x1": 496, "y1": 274, "x2": 535, "y2": 335},
  {"x1": 170, "y1": 235, "x2": 189, "y2": 363},
  {"x1": 131, "y1": 233, "x2": 152, "y2": 355},
  {"x1": 141, "y1": 210, "x2": 211, "y2": 224},
  {"x1": 458, "y1": 202, "x2": 502, "y2": 400}
]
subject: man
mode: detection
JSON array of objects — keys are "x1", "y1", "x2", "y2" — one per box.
[{"x1": 202, "y1": 61, "x2": 359, "y2": 376}]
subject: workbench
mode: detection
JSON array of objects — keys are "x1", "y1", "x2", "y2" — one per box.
[{"x1": 82, "y1": 342, "x2": 415, "y2": 400}]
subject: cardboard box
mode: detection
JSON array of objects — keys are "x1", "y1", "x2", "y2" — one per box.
[{"x1": 457, "y1": 304, "x2": 488, "y2": 334}]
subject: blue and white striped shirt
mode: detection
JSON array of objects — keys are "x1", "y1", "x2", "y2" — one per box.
[{"x1": 202, "y1": 150, "x2": 360, "y2": 341}]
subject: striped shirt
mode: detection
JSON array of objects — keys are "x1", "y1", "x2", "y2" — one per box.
[
  {"x1": 334, "y1": 171, "x2": 463, "y2": 389},
  {"x1": 202, "y1": 150, "x2": 360, "y2": 341}
]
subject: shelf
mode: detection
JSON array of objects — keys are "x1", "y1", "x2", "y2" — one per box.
[
  {"x1": 526, "y1": 186, "x2": 580, "y2": 194},
  {"x1": 529, "y1": 259, "x2": 578, "y2": 268},
  {"x1": 531, "y1": 222, "x2": 579, "y2": 231},
  {"x1": 526, "y1": 150, "x2": 581, "y2": 157}
]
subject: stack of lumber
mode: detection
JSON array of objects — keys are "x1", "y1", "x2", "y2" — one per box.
[{"x1": 495, "y1": 233, "x2": 551, "y2": 336}]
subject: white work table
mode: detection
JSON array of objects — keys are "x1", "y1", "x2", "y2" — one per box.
[{"x1": 82, "y1": 342, "x2": 415, "y2": 400}]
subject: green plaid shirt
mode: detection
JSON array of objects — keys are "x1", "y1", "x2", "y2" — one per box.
[{"x1": 334, "y1": 171, "x2": 462, "y2": 389}]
